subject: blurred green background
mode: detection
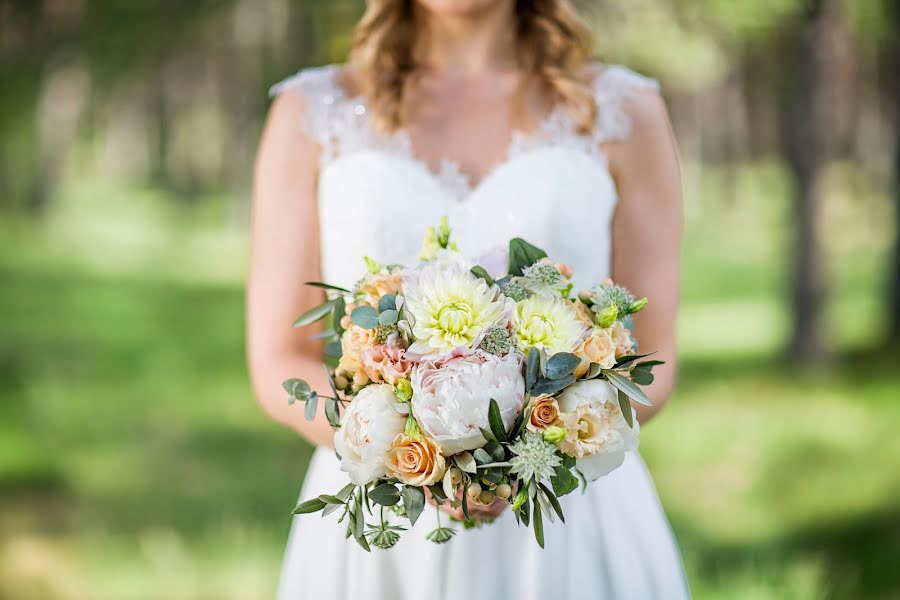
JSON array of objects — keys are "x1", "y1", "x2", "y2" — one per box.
[{"x1": 2, "y1": 1, "x2": 899, "y2": 598}]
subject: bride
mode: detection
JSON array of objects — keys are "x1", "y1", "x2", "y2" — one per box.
[{"x1": 247, "y1": 0, "x2": 687, "y2": 598}]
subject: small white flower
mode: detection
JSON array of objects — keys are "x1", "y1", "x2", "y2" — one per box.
[
  {"x1": 513, "y1": 295, "x2": 587, "y2": 355},
  {"x1": 556, "y1": 380, "x2": 639, "y2": 481},
  {"x1": 334, "y1": 384, "x2": 406, "y2": 485},
  {"x1": 411, "y1": 351, "x2": 525, "y2": 455}
]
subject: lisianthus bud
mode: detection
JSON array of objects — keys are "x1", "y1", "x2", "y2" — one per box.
[
  {"x1": 627, "y1": 297, "x2": 648, "y2": 314},
  {"x1": 543, "y1": 425, "x2": 567, "y2": 445},
  {"x1": 511, "y1": 487, "x2": 528, "y2": 511},
  {"x1": 394, "y1": 378, "x2": 413, "y2": 402},
  {"x1": 404, "y1": 414, "x2": 421, "y2": 440},
  {"x1": 363, "y1": 255, "x2": 382, "y2": 274},
  {"x1": 595, "y1": 304, "x2": 618, "y2": 328}
]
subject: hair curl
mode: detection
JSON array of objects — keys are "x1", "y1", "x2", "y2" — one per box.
[{"x1": 349, "y1": 0, "x2": 597, "y2": 134}]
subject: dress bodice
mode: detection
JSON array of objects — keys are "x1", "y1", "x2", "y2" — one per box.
[{"x1": 270, "y1": 64, "x2": 659, "y2": 291}]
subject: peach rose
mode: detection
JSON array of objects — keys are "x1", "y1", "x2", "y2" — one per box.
[
  {"x1": 527, "y1": 394, "x2": 561, "y2": 432},
  {"x1": 337, "y1": 325, "x2": 375, "y2": 373},
  {"x1": 362, "y1": 344, "x2": 412, "y2": 385},
  {"x1": 573, "y1": 300, "x2": 596, "y2": 326},
  {"x1": 357, "y1": 272, "x2": 403, "y2": 305},
  {"x1": 573, "y1": 327, "x2": 617, "y2": 377},
  {"x1": 384, "y1": 434, "x2": 446, "y2": 486},
  {"x1": 609, "y1": 320, "x2": 635, "y2": 358}
]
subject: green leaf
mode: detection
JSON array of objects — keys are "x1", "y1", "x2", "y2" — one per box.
[
  {"x1": 325, "y1": 398, "x2": 341, "y2": 428},
  {"x1": 472, "y1": 448, "x2": 492, "y2": 465},
  {"x1": 282, "y1": 378, "x2": 310, "y2": 401},
  {"x1": 454, "y1": 451, "x2": 477, "y2": 474},
  {"x1": 305, "y1": 281, "x2": 352, "y2": 293},
  {"x1": 530, "y1": 374, "x2": 576, "y2": 396},
  {"x1": 304, "y1": 391, "x2": 318, "y2": 421},
  {"x1": 538, "y1": 482, "x2": 566, "y2": 523},
  {"x1": 508, "y1": 238, "x2": 548, "y2": 276},
  {"x1": 378, "y1": 294, "x2": 397, "y2": 313},
  {"x1": 318, "y1": 494, "x2": 346, "y2": 505},
  {"x1": 630, "y1": 367, "x2": 654, "y2": 386},
  {"x1": 532, "y1": 496, "x2": 545, "y2": 548},
  {"x1": 487, "y1": 399, "x2": 508, "y2": 443},
  {"x1": 586, "y1": 362, "x2": 603, "y2": 379},
  {"x1": 428, "y1": 484, "x2": 447, "y2": 505},
  {"x1": 324, "y1": 341, "x2": 342, "y2": 358},
  {"x1": 470, "y1": 265, "x2": 495, "y2": 287},
  {"x1": 378, "y1": 309, "x2": 399, "y2": 325},
  {"x1": 293, "y1": 299, "x2": 338, "y2": 327},
  {"x1": 544, "y1": 352, "x2": 581, "y2": 380},
  {"x1": 550, "y1": 465, "x2": 579, "y2": 497},
  {"x1": 618, "y1": 390, "x2": 634, "y2": 429},
  {"x1": 603, "y1": 369, "x2": 652, "y2": 406},
  {"x1": 368, "y1": 483, "x2": 401, "y2": 506},
  {"x1": 401, "y1": 486, "x2": 426, "y2": 526},
  {"x1": 350, "y1": 305, "x2": 379, "y2": 329},
  {"x1": 292, "y1": 497, "x2": 327, "y2": 514},
  {"x1": 614, "y1": 352, "x2": 657, "y2": 369},
  {"x1": 485, "y1": 440, "x2": 505, "y2": 462},
  {"x1": 482, "y1": 468, "x2": 503, "y2": 484},
  {"x1": 526, "y1": 349, "x2": 541, "y2": 391},
  {"x1": 332, "y1": 296, "x2": 346, "y2": 334}
]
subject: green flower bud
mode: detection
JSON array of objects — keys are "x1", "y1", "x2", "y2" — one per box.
[
  {"x1": 627, "y1": 297, "x2": 648, "y2": 314},
  {"x1": 511, "y1": 487, "x2": 529, "y2": 511},
  {"x1": 363, "y1": 255, "x2": 382, "y2": 274},
  {"x1": 394, "y1": 378, "x2": 413, "y2": 402},
  {"x1": 542, "y1": 425, "x2": 567, "y2": 445},
  {"x1": 418, "y1": 226, "x2": 439, "y2": 261},
  {"x1": 437, "y1": 215, "x2": 451, "y2": 248},
  {"x1": 596, "y1": 304, "x2": 619, "y2": 328},
  {"x1": 404, "y1": 414, "x2": 421, "y2": 440}
]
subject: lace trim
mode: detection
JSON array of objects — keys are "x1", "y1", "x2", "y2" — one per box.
[{"x1": 269, "y1": 63, "x2": 659, "y2": 197}]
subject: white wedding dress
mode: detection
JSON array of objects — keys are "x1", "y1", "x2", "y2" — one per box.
[{"x1": 271, "y1": 64, "x2": 689, "y2": 600}]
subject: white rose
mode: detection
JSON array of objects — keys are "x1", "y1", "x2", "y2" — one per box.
[
  {"x1": 334, "y1": 384, "x2": 406, "y2": 485},
  {"x1": 411, "y1": 351, "x2": 525, "y2": 455},
  {"x1": 556, "y1": 379, "x2": 639, "y2": 481}
]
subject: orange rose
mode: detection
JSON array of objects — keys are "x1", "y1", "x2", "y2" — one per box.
[
  {"x1": 573, "y1": 327, "x2": 617, "y2": 377},
  {"x1": 384, "y1": 434, "x2": 446, "y2": 486},
  {"x1": 527, "y1": 394, "x2": 561, "y2": 432}
]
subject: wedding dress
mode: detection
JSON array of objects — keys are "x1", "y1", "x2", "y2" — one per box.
[{"x1": 271, "y1": 64, "x2": 689, "y2": 600}]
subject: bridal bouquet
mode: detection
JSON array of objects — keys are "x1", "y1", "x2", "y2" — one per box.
[{"x1": 284, "y1": 218, "x2": 661, "y2": 550}]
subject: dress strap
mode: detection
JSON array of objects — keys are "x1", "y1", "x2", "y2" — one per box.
[{"x1": 591, "y1": 64, "x2": 660, "y2": 145}]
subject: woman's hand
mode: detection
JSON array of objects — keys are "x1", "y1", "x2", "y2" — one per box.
[{"x1": 425, "y1": 484, "x2": 513, "y2": 523}]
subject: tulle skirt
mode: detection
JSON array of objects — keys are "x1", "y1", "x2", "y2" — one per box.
[{"x1": 277, "y1": 447, "x2": 689, "y2": 599}]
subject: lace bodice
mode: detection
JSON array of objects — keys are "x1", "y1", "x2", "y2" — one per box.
[{"x1": 270, "y1": 63, "x2": 658, "y2": 291}]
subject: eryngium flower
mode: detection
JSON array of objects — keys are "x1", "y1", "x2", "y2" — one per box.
[
  {"x1": 590, "y1": 283, "x2": 635, "y2": 319},
  {"x1": 478, "y1": 326, "x2": 515, "y2": 356},
  {"x1": 508, "y1": 431, "x2": 562, "y2": 482},
  {"x1": 521, "y1": 262, "x2": 563, "y2": 294},
  {"x1": 404, "y1": 261, "x2": 510, "y2": 358}
]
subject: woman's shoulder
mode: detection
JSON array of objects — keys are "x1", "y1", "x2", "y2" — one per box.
[{"x1": 584, "y1": 61, "x2": 667, "y2": 145}]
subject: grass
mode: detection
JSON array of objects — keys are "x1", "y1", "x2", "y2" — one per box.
[{"x1": 1, "y1": 162, "x2": 898, "y2": 598}]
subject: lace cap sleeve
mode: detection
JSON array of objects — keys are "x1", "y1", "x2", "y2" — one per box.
[
  {"x1": 269, "y1": 65, "x2": 349, "y2": 157},
  {"x1": 592, "y1": 64, "x2": 660, "y2": 145}
]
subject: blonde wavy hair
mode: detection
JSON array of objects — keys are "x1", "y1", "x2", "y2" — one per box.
[{"x1": 349, "y1": 0, "x2": 597, "y2": 134}]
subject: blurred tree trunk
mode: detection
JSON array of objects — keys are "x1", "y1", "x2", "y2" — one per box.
[
  {"x1": 777, "y1": 0, "x2": 835, "y2": 365},
  {"x1": 886, "y1": 0, "x2": 900, "y2": 347}
]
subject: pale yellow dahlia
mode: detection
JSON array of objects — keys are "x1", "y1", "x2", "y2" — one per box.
[{"x1": 513, "y1": 295, "x2": 588, "y2": 355}]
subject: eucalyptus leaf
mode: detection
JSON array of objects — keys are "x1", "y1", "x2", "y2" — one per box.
[
  {"x1": 304, "y1": 391, "x2": 318, "y2": 421},
  {"x1": 487, "y1": 398, "x2": 508, "y2": 442},
  {"x1": 378, "y1": 294, "x2": 397, "y2": 312},
  {"x1": 401, "y1": 486, "x2": 426, "y2": 526},
  {"x1": 293, "y1": 299, "x2": 338, "y2": 327},
  {"x1": 544, "y1": 352, "x2": 581, "y2": 380},
  {"x1": 325, "y1": 398, "x2": 341, "y2": 428},
  {"x1": 282, "y1": 378, "x2": 310, "y2": 401},
  {"x1": 378, "y1": 309, "x2": 399, "y2": 325},
  {"x1": 526, "y1": 349, "x2": 541, "y2": 391},
  {"x1": 368, "y1": 483, "x2": 401, "y2": 506},
  {"x1": 324, "y1": 341, "x2": 342, "y2": 358},
  {"x1": 630, "y1": 367, "x2": 654, "y2": 386},
  {"x1": 530, "y1": 374, "x2": 576, "y2": 396},
  {"x1": 472, "y1": 448, "x2": 492, "y2": 465},
  {"x1": 509, "y1": 238, "x2": 548, "y2": 276},
  {"x1": 350, "y1": 305, "x2": 379, "y2": 329},
  {"x1": 603, "y1": 369, "x2": 653, "y2": 406}
]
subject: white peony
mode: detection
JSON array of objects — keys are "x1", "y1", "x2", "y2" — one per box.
[
  {"x1": 556, "y1": 379, "x2": 639, "y2": 481},
  {"x1": 411, "y1": 351, "x2": 525, "y2": 455},
  {"x1": 334, "y1": 384, "x2": 406, "y2": 485},
  {"x1": 403, "y1": 260, "x2": 512, "y2": 359}
]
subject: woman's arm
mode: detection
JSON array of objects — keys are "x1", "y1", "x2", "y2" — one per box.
[
  {"x1": 608, "y1": 88, "x2": 683, "y2": 423},
  {"x1": 247, "y1": 90, "x2": 336, "y2": 448}
]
